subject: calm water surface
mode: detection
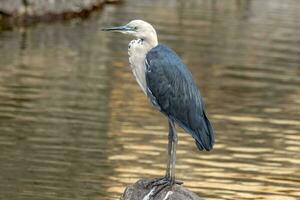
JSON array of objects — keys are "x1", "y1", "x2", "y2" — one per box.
[{"x1": 0, "y1": 0, "x2": 300, "y2": 199}]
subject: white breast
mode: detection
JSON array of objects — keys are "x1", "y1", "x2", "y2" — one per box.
[{"x1": 128, "y1": 39, "x2": 149, "y2": 95}]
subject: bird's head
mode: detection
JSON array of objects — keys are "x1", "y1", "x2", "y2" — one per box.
[{"x1": 102, "y1": 20, "x2": 158, "y2": 46}]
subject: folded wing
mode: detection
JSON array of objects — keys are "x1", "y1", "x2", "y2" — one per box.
[{"x1": 145, "y1": 45, "x2": 215, "y2": 151}]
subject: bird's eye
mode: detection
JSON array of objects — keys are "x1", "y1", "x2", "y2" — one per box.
[{"x1": 133, "y1": 26, "x2": 138, "y2": 31}]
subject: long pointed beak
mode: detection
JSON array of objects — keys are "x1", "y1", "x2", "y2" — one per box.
[{"x1": 101, "y1": 25, "x2": 133, "y2": 32}]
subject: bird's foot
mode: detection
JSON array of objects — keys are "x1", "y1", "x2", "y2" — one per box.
[
  {"x1": 145, "y1": 177, "x2": 183, "y2": 199},
  {"x1": 146, "y1": 177, "x2": 183, "y2": 187}
]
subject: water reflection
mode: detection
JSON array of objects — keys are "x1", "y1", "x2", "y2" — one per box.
[{"x1": 0, "y1": 0, "x2": 300, "y2": 200}]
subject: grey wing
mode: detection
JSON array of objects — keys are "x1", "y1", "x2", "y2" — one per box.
[{"x1": 145, "y1": 45, "x2": 214, "y2": 151}]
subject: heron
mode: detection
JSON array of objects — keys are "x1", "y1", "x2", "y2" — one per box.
[{"x1": 102, "y1": 20, "x2": 214, "y2": 196}]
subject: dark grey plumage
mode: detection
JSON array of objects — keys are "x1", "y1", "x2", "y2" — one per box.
[{"x1": 145, "y1": 45, "x2": 214, "y2": 151}]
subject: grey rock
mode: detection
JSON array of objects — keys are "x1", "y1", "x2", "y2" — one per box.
[
  {"x1": 24, "y1": 0, "x2": 105, "y2": 16},
  {"x1": 0, "y1": 0, "x2": 107, "y2": 17},
  {"x1": 120, "y1": 179, "x2": 202, "y2": 200},
  {"x1": 0, "y1": 0, "x2": 25, "y2": 16}
]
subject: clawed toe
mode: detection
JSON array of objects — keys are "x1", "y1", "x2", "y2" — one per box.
[
  {"x1": 151, "y1": 182, "x2": 170, "y2": 198},
  {"x1": 151, "y1": 179, "x2": 168, "y2": 187},
  {"x1": 145, "y1": 177, "x2": 184, "y2": 199},
  {"x1": 145, "y1": 177, "x2": 165, "y2": 188}
]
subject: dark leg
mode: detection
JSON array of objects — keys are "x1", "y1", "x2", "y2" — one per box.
[
  {"x1": 170, "y1": 119, "x2": 178, "y2": 184},
  {"x1": 146, "y1": 119, "x2": 173, "y2": 186},
  {"x1": 165, "y1": 120, "x2": 173, "y2": 178},
  {"x1": 146, "y1": 119, "x2": 182, "y2": 198}
]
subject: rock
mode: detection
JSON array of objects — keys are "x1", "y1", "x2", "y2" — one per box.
[
  {"x1": 23, "y1": 0, "x2": 106, "y2": 16},
  {"x1": 120, "y1": 179, "x2": 202, "y2": 200},
  {"x1": 0, "y1": 0, "x2": 105, "y2": 17},
  {"x1": 0, "y1": 0, "x2": 108, "y2": 17},
  {"x1": 0, "y1": 0, "x2": 121, "y2": 28},
  {"x1": 0, "y1": 0, "x2": 24, "y2": 16}
]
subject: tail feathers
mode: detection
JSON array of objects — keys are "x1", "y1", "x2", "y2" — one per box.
[
  {"x1": 194, "y1": 112, "x2": 215, "y2": 151},
  {"x1": 172, "y1": 111, "x2": 215, "y2": 151}
]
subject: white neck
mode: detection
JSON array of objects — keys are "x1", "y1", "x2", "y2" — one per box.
[
  {"x1": 145, "y1": 35, "x2": 158, "y2": 48},
  {"x1": 141, "y1": 39, "x2": 157, "y2": 53},
  {"x1": 127, "y1": 35, "x2": 157, "y2": 95}
]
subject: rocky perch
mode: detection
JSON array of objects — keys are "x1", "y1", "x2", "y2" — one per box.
[
  {"x1": 0, "y1": 0, "x2": 121, "y2": 29},
  {"x1": 120, "y1": 179, "x2": 202, "y2": 200}
]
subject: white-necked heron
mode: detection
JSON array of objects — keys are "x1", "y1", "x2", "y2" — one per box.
[{"x1": 102, "y1": 20, "x2": 214, "y2": 196}]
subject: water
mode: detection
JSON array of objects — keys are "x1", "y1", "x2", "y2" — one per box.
[{"x1": 0, "y1": 0, "x2": 300, "y2": 199}]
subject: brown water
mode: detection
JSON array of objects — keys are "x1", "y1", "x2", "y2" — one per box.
[{"x1": 0, "y1": 0, "x2": 300, "y2": 199}]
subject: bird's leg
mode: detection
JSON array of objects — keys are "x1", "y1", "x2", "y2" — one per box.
[
  {"x1": 145, "y1": 120, "x2": 173, "y2": 187},
  {"x1": 145, "y1": 119, "x2": 182, "y2": 199},
  {"x1": 170, "y1": 120, "x2": 177, "y2": 184},
  {"x1": 165, "y1": 120, "x2": 173, "y2": 179}
]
